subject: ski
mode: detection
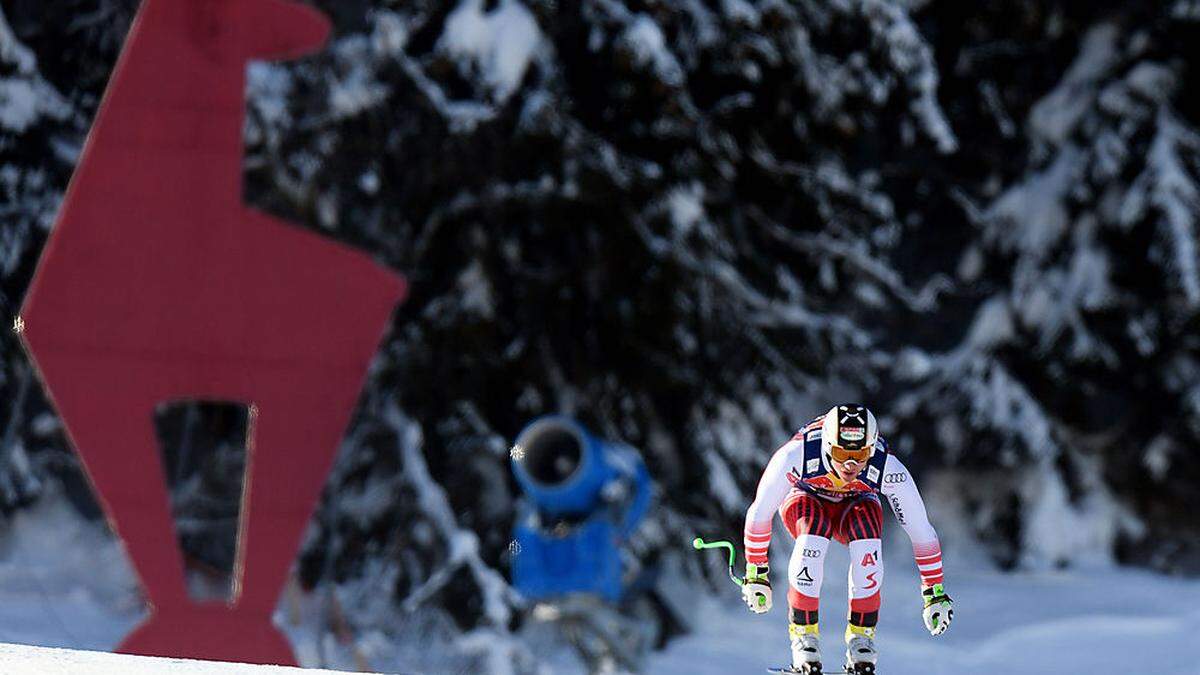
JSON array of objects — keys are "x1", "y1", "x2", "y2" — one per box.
[{"x1": 768, "y1": 662, "x2": 873, "y2": 667}]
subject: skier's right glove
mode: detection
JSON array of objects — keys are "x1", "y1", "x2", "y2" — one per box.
[
  {"x1": 922, "y1": 583, "x2": 954, "y2": 636},
  {"x1": 742, "y1": 562, "x2": 772, "y2": 614}
]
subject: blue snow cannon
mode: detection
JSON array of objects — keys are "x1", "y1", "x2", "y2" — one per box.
[{"x1": 510, "y1": 416, "x2": 651, "y2": 603}]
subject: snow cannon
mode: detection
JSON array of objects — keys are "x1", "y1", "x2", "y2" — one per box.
[{"x1": 510, "y1": 417, "x2": 651, "y2": 602}]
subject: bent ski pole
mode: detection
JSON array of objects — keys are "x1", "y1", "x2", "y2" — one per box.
[
  {"x1": 691, "y1": 538, "x2": 763, "y2": 607},
  {"x1": 692, "y1": 537, "x2": 740, "y2": 585}
]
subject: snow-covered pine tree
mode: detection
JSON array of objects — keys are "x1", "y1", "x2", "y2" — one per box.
[
  {"x1": 890, "y1": 3, "x2": 1200, "y2": 572},
  {"x1": 244, "y1": 0, "x2": 961, "y2": 643},
  {"x1": 0, "y1": 1, "x2": 133, "y2": 514}
]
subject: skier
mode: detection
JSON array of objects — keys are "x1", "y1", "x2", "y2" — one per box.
[{"x1": 741, "y1": 404, "x2": 953, "y2": 674}]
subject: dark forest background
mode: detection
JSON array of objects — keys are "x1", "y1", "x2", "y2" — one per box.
[{"x1": 3, "y1": 0, "x2": 1200, "y2": 663}]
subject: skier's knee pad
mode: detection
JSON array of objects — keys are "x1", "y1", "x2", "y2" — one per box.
[
  {"x1": 787, "y1": 534, "x2": 829, "y2": 607},
  {"x1": 847, "y1": 538, "x2": 883, "y2": 617}
]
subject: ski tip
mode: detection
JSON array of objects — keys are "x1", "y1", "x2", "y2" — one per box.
[{"x1": 768, "y1": 662, "x2": 854, "y2": 667}]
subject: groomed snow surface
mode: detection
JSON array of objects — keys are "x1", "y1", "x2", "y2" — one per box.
[
  {"x1": 2, "y1": 497, "x2": 1199, "y2": 674},
  {"x1": 0, "y1": 643, "x2": 360, "y2": 675},
  {"x1": 649, "y1": 539, "x2": 1200, "y2": 675}
]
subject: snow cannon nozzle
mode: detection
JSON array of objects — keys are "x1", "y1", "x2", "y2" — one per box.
[
  {"x1": 509, "y1": 417, "x2": 652, "y2": 602},
  {"x1": 510, "y1": 416, "x2": 606, "y2": 517}
]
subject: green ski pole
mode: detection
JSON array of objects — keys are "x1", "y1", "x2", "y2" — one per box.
[{"x1": 692, "y1": 537, "x2": 767, "y2": 609}]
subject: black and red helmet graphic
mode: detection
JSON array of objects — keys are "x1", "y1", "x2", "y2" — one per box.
[{"x1": 833, "y1": 404, "x2": 871, "y2": 450}]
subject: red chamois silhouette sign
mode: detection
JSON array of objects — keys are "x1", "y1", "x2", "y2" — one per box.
[{"x1": 18, "y1": 0, "x2": 405, "y2": 665}]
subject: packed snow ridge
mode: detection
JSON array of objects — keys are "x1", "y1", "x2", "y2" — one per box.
[{"x1": 0, "y1": 643, "x2": 369, "y2": 675}]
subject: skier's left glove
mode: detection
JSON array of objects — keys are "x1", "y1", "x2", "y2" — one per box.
[
  {"x1": 922, "y1": 583, "x2": 953, "y2": 636},
  {"x1": 742, "y1": 563, "x2": 772, "y2": 614}
]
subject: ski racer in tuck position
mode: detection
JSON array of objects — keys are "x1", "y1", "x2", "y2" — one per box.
[{"x1": 742, "y1": 404, "x2": 953, "y2": 674}]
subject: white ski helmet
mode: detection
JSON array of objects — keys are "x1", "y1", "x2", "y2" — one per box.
[{"x1": 820, "y1": 403, "x2": 878, "y2": 467}]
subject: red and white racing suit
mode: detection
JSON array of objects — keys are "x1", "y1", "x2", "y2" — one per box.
[{"x1": 743, "y1": 419, "x2": 944, "y2": 628}]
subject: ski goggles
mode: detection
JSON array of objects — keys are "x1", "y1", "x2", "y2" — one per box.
[{"x1": 829, "y1": 443, "x2": 873, "y2": 464}]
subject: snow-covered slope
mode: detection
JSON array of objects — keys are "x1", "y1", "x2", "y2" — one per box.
[
  {"x1": 0, "y1": 643, "x2": 364, "y2": 675},
  {"x1": 3, "y1": 477, "x2": 1200, "y2": 673},
  {"x1": 650, "y1": 540, "x2": 1200, "y2": 675}
]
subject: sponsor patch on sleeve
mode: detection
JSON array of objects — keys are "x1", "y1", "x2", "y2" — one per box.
[
  {"x1": 806, "y1": 458, "x2": 820, "y2": 474},
  {"x1": 867, "y1": 465, "x2": 880, "y2": 483}
]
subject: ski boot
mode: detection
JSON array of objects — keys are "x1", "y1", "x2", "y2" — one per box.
[
  {"x1": 843, "y1": 624, "x2": 877, "y2": 675},
  {"x1": 788, "y1": 622, "x2": 822, "y2": 674}
]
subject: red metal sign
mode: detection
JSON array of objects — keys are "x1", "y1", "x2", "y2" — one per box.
[{"x1": 18, "y1": 0, "x2": 405, "y2": 665}]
